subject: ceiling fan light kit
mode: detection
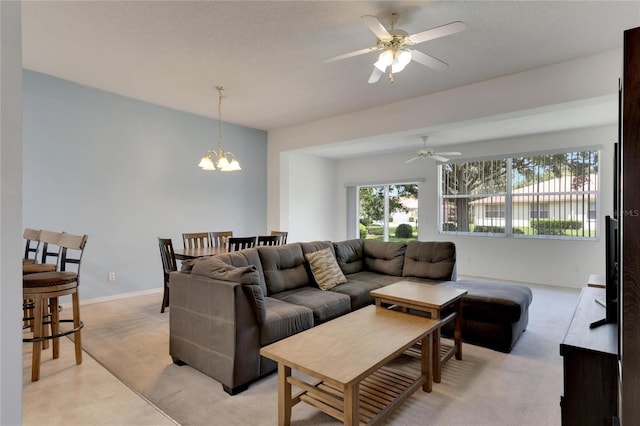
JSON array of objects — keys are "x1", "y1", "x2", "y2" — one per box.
[
  {"x1": 198, "y1": 86, "x2": 241, "y2": 172},
  {"x1": 325, "y1": 13, "x2": 465, "y2": 84}
]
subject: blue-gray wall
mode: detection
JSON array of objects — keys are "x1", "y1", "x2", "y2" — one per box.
[{"x1": 22, "y1": 70, "x2": 268, "y2": 300}]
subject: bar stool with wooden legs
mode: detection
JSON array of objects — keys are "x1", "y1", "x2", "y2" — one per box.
[
  {"x1": 22, "y1": 232, "x2": 88, "y2": 382},
  {"x1": 22, "y1": 230, "x2": 62, "y2": 348}
]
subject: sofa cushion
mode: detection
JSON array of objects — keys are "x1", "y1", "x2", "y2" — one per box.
[
  {"x1": 182, "y1": 248, "x2": 268, "y2": 294},
  {"x1": 271, "y1": 287, "x2": 352, "y2": 324},
  {"x1": 344, "y1": 271, "x2": 405, "y2": 287},
  {"x1": 443, "y1": 280, "x2": 533, "y2": 323},
  {"x1": 258, "y1": 243, "x2": 309, "y2": 295},
  {"x1": 191, "y1": 256, "x2": 260, "y2": 285},
  {"x1": 260, "y1": 297, "x2": 314, "y2": 346},
  {"x1": 363, "y1": 239, "x2": 407, "y2": 276},
  {"x1": 300, "y1": 241, "x2": 335, "y2": 257},
  {"x1": 402, "y1": 241, "x2": 456, "y2": 281},
  {"x1": 214, "y1": 248, "x2": 267, "y2": 294},
  {"x1": 330, "y1": 279, "x2": 388, "y2": 310},
  {"x1": 300, "y1": 241, "x2": 337, "y2": 288},
  {"x1": 334, "y1": 239, "x2": 364, "y2": 274},
  {"x1": 304, "y1": 247, "x2": 347, "y2": 291}
]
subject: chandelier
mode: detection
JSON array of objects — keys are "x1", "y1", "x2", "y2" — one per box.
[{"x1": 198, "y1": 86, "x2": 241, "y2": 172}]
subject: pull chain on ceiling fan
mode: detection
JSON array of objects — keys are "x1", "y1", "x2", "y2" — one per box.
[{"x1": 324, "y1": 13, "x2": 465, "y2": 83}]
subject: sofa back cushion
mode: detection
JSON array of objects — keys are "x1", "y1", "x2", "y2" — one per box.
[
  {"x1": 299, "y1": 241, "x2": 336, "y2": 288},
  {"x1": 214, "y1": 248, "x2": 267, "y2": 294},
  {"x1": 402, "y1": 241, "x2": 456, "y2": 281},
  {"x1": 363, "y1": 240, "x2": 406, "y2": 276},
  {"x1": 189, "y1": 256, "x2": 267, "y2": 325},
  {"x1": 258, "y1": 243, "x2": 309, "y2": 295},
  {"x1": 333, "y1": 239, "x2": 364, "y2": 274}
]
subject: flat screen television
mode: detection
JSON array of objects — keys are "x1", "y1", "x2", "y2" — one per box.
[{"x1": 590, "y1": 215, "x2": 619, "y2": 328}]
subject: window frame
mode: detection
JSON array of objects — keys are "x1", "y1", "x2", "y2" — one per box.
[{"x1": 438, "y1": 147, "x2": 600, "y2": 240}]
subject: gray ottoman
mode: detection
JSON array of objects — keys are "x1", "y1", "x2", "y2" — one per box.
[{"x1": 441, "y1": 280, "x2": 533, "y2": 353}]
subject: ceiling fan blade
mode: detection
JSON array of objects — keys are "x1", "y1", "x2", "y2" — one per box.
[
  {"x1": 431, "y1": 155, "x2": 450, "y2": 162},
  {"x1": 435, "y1": 151, "x2": 462, "y2": 156},
  {"x1": 361, "y1": 15, "x2": 392, "y2": 40},
  {"x1": 368, "y1": 67, "x2": 384, "y2": 84},
  {"x1": 409, "y1": 21, "x2": 466, "y2": 44},
  {"x1": 405, "y1": 157, "x2": 420, "y2": 164},
  {"x1": 411, "y1": 49, "x2": 449, "y2": 71},
  {"x1": 323, "y1": 47, "x2": 376, "y2": 63}
]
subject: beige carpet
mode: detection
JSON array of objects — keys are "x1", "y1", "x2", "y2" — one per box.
[{"x1": 79, "y1": 282, "x2": 580, "y2": 426}]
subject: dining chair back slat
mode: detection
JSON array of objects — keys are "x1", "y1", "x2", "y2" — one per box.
[
  {"x1": 228, "y1": 236, "x2": 257, "y2": 252},
  {"x1": 270, "y1": 230, "x2": 288, "y2": 245},
  {"x1": 257, "y1": 235, "x2": 281, "y2": 246},
  {"x1": 210, "y1": 231, "x2": 233, "y2": 249},
  {"x1": 182, "y1": 232, "x2": 211, "y2": 249}
]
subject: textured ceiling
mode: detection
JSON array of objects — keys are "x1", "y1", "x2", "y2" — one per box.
[{"x1": 21, "y1": 1, "x2": 640, "y2": 154}]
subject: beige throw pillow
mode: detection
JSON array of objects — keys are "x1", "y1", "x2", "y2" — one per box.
[{"x1": 305, "y1": 247, "x2": 347, "y2": 291}]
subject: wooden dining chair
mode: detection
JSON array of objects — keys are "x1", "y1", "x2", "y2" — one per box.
[
  {"x1": 158, "y1": 238, "x2": 177, "y2": 313},
  {"x1": 182, "y1": 232, "x2": 212, "y2": 249},
  {"x1": 270, "y1": 230, "x2": 288, "y2": 245},
  {"x1": 227, "y1": 236, "x2": 256, "y2": 252},
  {"x1": 257, "y1": 235, "x2": 281, "y2": 246},
  {"x1": 210, "y1": 231, "x2": 233, "y2": 249}
]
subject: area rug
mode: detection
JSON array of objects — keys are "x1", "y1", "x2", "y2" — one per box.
[{"x1": 79, "y1": 282, "x2": 579, "y2": 425}]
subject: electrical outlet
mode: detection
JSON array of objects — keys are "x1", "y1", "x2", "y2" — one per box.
[{"x1": 108, "y1": 272, "x2": 116, "y2": 282}]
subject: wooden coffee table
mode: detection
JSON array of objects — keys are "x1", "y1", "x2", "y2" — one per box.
[
  {"x1": 370, "y1": 281, "x2": 467, "y2": 383},
  {"x1": 260, "y1": 305, "x2": 441, "y2": 426}
]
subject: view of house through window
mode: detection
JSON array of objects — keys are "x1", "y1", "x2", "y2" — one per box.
[
  {"x1": 358, "y1": 183, "x2": 419, "y2": 242},
  {"x1": 440, "y1": 149, "x2": 599, "y2": 239}
]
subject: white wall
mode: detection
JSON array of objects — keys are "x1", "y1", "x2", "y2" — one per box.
[
  {"x1": 22, "y1": 71, "x2": 268, "y2": 301},
  {"x1": 0, "y1": 2, "x2": 23, "y2": 423},
  {"x1": 285, "y1": 153, "x2": 338, "y2": 242},
  {"x1": 335, "y1": 125, "x2": 616, "y2": 288}
]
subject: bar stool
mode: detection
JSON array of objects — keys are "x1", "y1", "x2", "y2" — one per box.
[
  {"x1": 22, "y1": 229, "x2": 61, "y2": 275},
  {"x1": 23, "y1": 232, "x2": 88, "y2": 382},
  {"x1": 22, "y1": 228, "x2": 41, "y2": 264}
]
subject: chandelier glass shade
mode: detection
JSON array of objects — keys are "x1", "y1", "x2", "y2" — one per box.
[{"x1": 198, "y1": 86, "x2": 241, "y2": 172}]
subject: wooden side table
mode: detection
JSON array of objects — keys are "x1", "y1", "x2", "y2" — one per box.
[{"x1": 371, "y1": 281, "x2": 467, "y2": 383}]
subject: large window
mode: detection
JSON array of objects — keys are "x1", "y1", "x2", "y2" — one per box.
[
  {"x1": 440, "y1": 149, "x2": 599, "y2": 239},
  {"x1": 358, "y1": 183, "x2": 419, "y2": 242}
]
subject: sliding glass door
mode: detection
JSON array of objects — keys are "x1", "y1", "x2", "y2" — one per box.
[{"x1": 358, "y1": 183, "x2": 419, "y2": 242}]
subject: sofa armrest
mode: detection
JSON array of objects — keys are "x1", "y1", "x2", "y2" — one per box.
[{"x1": 169, "y1": 271, "x2": 262, "y2": 392}]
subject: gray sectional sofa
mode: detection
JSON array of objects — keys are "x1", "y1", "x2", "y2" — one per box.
[{"x1": 169, "y1": 239, "x2": 532, "y2": 395}]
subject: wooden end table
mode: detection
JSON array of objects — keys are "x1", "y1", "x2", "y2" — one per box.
[
  {"x1": 370, "y1": 281, "x2": 467, "y2": 383},
  {"x1": 260, "y1": 305, "x2": 441, "y2": 426}
]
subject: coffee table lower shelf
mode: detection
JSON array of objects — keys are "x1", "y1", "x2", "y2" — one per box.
[{"x1": 290, "y1": 366, "x2": 424, "y2": 425}]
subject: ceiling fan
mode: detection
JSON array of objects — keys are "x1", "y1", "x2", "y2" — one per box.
[
  {"x1": 324, "y1": 13, "x2": 465, "y2": 83},
  {"x1": 405, "y1": 136, "x2": 461, "y2": 163}
]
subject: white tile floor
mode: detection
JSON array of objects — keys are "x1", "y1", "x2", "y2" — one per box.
[{"x1": 22, "y1": 336, "x2": 176, "y2": 426}]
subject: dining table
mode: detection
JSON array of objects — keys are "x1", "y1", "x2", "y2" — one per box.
[{"x1": 173, "y1": 246, "x2": 227, "y2": 260}]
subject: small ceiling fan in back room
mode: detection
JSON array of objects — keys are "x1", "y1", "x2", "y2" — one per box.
[
  {"x1": 405, "y1": 136, "x2": 461, "y2": 163},
  {"x1": 324, "y1": 12, "x2": 465, "y2": 83}
]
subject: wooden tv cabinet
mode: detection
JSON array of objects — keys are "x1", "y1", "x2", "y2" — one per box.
[{"x1": 560, "y1": 286, "x2": 618, "y2": 426}]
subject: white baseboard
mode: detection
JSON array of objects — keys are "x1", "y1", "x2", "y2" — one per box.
[{"x1": 60, "y1": 288, "x2": 163, "y2": 308}]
